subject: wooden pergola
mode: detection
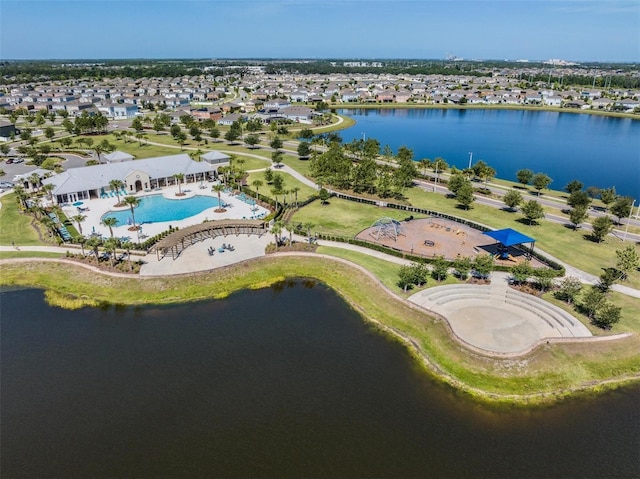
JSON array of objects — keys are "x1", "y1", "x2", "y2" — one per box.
[{"x1": 151, "y1": 219, "x2": 267, "y2": 261}]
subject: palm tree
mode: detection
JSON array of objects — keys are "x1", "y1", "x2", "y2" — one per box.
[
  {"x1": 271, "y1": 220, "x2": 284, "y2": 248},
  {"x1": 123, "y1": 196, "x2": 140, "y2": 229},
  {"x1": 303, "y1": 222, "x2": 315, "y2": 241},
  {"x1": 101, "y1": 216, "x2": 118, "y2": 238},
  {"x1": 174, "y1": 173, "x2": 185, "y2": 195},
  {"x1": 76, "y1": 236, "x2": 86, "y2": 256},
  {"x1": 109, "y1": 179, "x2": 125, "y2": 204},
  {"x1": 41, "y1": 216, "x2": 57, "y2": 239},
  {"x1": 291, "y1": 186, "x2": 300, "y2": 207},
  {"x1": 103, "y1": 238, "x2": 120, "y2": 267},
  {"x1": 42, "y1": 183, "x2": 55, "y2": 202},
  {"x1": 251, "y1": 179, "x2": 263, "y2": 200},
  {"x1": 29, "y1": 172, "x2": 41, "y2": 192},
  {"x1": 85, "y1": 236, "x2": 102, "y2": 263},
  {"x1": 13, "y1": 185, "x2": 28, "y2": 209},
  {"x1": 211, "y1": 183, "x2": 225, "y2": 212},
  {"x1": 121, "y1": 240, "x2": 133, "y2": 271},
  {"x1": 72, "y1": 214, "x2": 87, "y2": 236}
]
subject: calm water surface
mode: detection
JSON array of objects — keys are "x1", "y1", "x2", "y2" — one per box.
[
  {"x1": 337, "y1": 108, "x2": 640, "y2": 199},
  {"x1": 2, "y1": 284, "x2": 639, "y2": 478}
]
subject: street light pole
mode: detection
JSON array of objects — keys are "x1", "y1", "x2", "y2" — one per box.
[
  {"x1": 468, "y1": 151, "x2": 473, "y2": 169},
  {"x1": 623, "y1": 199, "x2": 636, "y2": 242}
]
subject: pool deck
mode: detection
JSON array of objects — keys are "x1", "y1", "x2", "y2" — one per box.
[{"x1": 60, "y1": 184, "x2": 269, "y2": 242}]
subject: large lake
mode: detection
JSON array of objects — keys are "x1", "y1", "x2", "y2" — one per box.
[
  {"x1": 337, "y1": 108, "x2": 640, "y2": 199},
  {"x1": 2, "y1": 284, "x2": 639, "y2": 478}
]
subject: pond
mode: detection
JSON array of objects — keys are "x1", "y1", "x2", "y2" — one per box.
[
  {"x1": 2, "y1": 284, "x2": 638, "y2": 478},
  {"x1": 337, "y1": 108, "x2": 640, "y2": 199}
]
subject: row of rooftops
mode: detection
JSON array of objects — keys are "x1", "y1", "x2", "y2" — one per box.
[{"x1": 2, "y1": 70, "x2": 639, "y2": 114}]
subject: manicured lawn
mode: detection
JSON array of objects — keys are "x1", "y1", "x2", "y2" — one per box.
[
  {"x1": 0, "y1": 251, "x2": 63, "y2": 259},
  {"x1": 290, "y1": 197, "x2": 427, "y2": 236},
  {"x1": 230, "y1": 155, "x2": 270, "y2": 171},
  {"x1": 245, "y1": 170, "x2": 318, "y2": 202},
  {"x1": 402, "y1": 188, "x2": 640, "y2": 289},
  {"x1": 316, "y1": 245, "x2": 462, "y2": 296},
  {"x1": 0, "y1": 194, "x2": 44, "y2": 246}
]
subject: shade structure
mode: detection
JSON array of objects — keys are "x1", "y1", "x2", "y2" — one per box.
[{"x1": 483, "y1": 228, "x2": 535, "y2": 247}]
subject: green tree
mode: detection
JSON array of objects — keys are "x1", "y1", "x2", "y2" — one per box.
[
  {"x1": 516, "y1": 168, "x2": 534, "y2": 187},
  {"x1": 532, "y1": 173, "x2": 552, "y2": 194},
  {"x1": 174, "y1": 173, "x2": 185, "y2": 195},
  {"x1": 431, "y1": 255, "x2": 449, "y2": 281},
  {"x1": 101, "y1": 216, "x2": 118, "y2": 239},
  {"x1": 510, "y1": 260, "x2": 532, "y2": 285},
  {"x1": 593, "y1": 301, "x2": 622, "y2": 330},
  {"x1": 123, "y1": 196, "x2": 140, "y2": 229},
  {"x1": 452, "y1": 256, "x2": 472, "y2": 279},
  {"x1": 72, "y1": 214, "x2": 87, "y2": 236},
  {"x1": 569, "y1": 205, "x2": 589, "y2": 230},
  {"x1": 175, "y1": 131, "x2": 187, "y2": 149},
  {"x1": 591, "y1": 215, "x2": 613, "y2": 243},
  {"x1": 170, "y1": 124, "x2": 181, "y2": 138},
  {"x1": 85, "y1": 236, "x2": 102, "y2": 263},
  {"x1": 610, "y1": 196, "x2": 634, "y2": 224},
  {"x1": 269, "y1": 135, "x2": 283, "y2": 150},
  {"x1": 456, "y1": 182, "x2": 475, "y2": 210},
  {"x1": 251, "y1": 179, "x2": 263, "y2": 199},
  {"x1": 447, "y1": 174, "x2": 468, "y2": 195},
  {"x1": 131, "y1": 116, "x2": 144, "y2": 132},
  {"x1": 503, "y1": 190, "x2": 522, "y2": 211},
  {"x1": 211, "y1": 183, "x2": 225, "y2": 210},
  {"x1": 398, "y1": 265, "x2": 415, "y2": 292},
  {"x1": 109, "y1": 179, "x2": 125, "y2": 204},
  {"x1": 521, "y1": 200, "x2": 544, "y2": 225},
  {"x1": 579, "y1": 286, "x2": 606, "y2": 319},
  {"x1": 565, "y1": 180, "x2": 584, "y2": 194},
  {"x1": 244, "y1": 133, "x2": 260, "y2": 149},
  {"x1": 615, "y1": 245, "x2": 640, "y2": 281},
  {"x1": 533, "y1": 267, "x2": 556, "y2": 292},
  {"x1": 473, "y1": 254, "x2": 494, "y2": 279},
  {"x1": 599, "y1": 187, "x2": 617, "y2": 208},
  {"x1": 318, "y1": 187, "x2": 330, "y2": 205},
  {"x1": 297, "y1": 141, "x2": 311, "y2": 159},
  {"x1": 44, "y1": 126, "x2": 55, "y2": 140},
  {"x1": 567, "y1": 190, "x2": 591, "y2": 209},
  {"x1": 299, "y1": 128, "x2": 314, "y2": 140},
  {"x1": 554, "y1": 276, "x2": 582, "y2": 304}
]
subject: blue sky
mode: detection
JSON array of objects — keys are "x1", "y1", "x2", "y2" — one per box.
[{"x1": 1, "y1": 0, "x2": 638, "y2": 61}]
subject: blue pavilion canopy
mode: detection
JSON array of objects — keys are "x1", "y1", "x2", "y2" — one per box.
[{"x1": 483, "y1": 228, "x2": 535, "y2": 247}]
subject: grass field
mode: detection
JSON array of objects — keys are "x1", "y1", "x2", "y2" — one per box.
[
  {"x1": 245, "y1": 170, "x2": 318, "y2": 202},
  {"x1": 402, "y1": 187, "x2": 640, "y2": 289},
  {"x1": 290, "y1": 197, "x2": 428, "y2": 236},
  {"x1": 316, "y1": 245, "x2": 462, "y2": 296},
  {"x1": 0, "y1": 194, "x2": 43, "y2": 245}
]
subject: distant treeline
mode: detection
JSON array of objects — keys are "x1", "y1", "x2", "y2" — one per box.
[{"x1": 0, "y1": 59, "x2": 638, "y2": 89}]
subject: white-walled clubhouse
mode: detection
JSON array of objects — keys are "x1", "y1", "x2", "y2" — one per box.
[{"x1": 42, "y1": 153, "x2": 229, "y2": 205}]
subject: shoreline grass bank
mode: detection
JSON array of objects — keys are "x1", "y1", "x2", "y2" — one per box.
[{"x1": 1, "y1": 256, "x2": 638, "y2": 406}]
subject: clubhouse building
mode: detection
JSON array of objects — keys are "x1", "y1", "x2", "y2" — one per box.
[{"x1": 43, "y1": 152, "x2": 230, "y2": 205}]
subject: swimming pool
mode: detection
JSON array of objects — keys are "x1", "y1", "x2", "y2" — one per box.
[{"x1": 102, "y1": 195, "x2": 221, "y2": 225}]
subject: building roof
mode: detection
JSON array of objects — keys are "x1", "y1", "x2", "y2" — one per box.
[
  {"x1": 483, "y1": 228, "x2": 535, "y2": 246},
  {"x1": 104, "y1": 150, "x2": 134, "y2": 162},
  {"x1": 43, "y1": 154, "x2": 213, "y2": 196},
  {"x1": 201, "y1": 150, "x2": 230, "y2": 162}
]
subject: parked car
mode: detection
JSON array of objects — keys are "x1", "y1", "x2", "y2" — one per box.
[
  {"x1": 12, "y1": 158, "x2": 24, "y2": 163},
  {"x1": 0, "y1": 181, "x2": 14, "y2": 188},
  {"x1": 5, "y1": 158, "x2": 14, "y2": 164}
]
